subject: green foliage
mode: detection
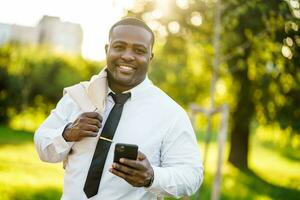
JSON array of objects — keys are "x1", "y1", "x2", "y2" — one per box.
[
  {"x1": 0, "y1": 0, "x2": 299, "y2": 174},
  {"x1": 222, "y1": 0, "x2": 300, "y2": 132},
  {"x1": 150, "y1": 35, "x2": 211, "y2": 107},
  {"x1": 0, "y1": 43, "x2": 104, "y2": 124},
  {"x1": 125, "y1": 0, "x2": 300, "y2": 169},
  {"x1": 127, "y1": 0, "x2": 216, "y2": 108}
]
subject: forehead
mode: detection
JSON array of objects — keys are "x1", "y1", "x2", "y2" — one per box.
[{"x1": 110, "y1": 25, "x2": 152, "y2": 47}]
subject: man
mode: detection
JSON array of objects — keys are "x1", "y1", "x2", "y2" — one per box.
[{"x1": 34, "y1": 18, "x2": 203, "y2": 200}]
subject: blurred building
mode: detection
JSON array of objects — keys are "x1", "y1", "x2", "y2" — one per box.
[
  {"x1": 0, "y1": 24, "x2": 12, "y2": 45},
  {"x1": 0, "y1": 15, "x2": 83, "y2": 54}
]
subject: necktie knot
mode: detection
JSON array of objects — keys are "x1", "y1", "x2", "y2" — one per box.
[{"x1": 110, "y1": 92, "x2": 131, "y2": 105}]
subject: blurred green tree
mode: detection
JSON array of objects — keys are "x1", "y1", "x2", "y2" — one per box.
[
  {"x1": 222, "y1": 0, "x2": 300, "y2": 169},
  {"x1": 125, "y1": 0, "x2": 300, "y2": 169},
  {"x1": 126, "y1": 0, "x2": 215, "y2": 108},
  {"x1": 0, "y1": 43, "x2": 103, "y2": 124}
]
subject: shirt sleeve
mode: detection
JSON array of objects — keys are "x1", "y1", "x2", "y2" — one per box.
[
  {"x1": 145, "y1": 109, "x2": 204, "y2": 198},
  {"x1": 34, "y1": 94, "x2": 79, "y2": 163}
]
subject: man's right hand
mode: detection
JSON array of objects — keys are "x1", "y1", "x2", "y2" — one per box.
[{"x1": 62, "y1": 112, "x2": 102, "y2": 142}]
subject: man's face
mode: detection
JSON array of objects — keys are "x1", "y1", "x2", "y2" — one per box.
[{"x1": 105, "y1": 25, "x2": 153, "y2": 92}]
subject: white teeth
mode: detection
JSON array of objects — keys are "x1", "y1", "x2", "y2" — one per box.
[
  {"x1": 118, "y1": 65, "x2": 135, "y2": 73},
  {"x1": 120, "y1": 65, "x2": 132, "y2": 70}
]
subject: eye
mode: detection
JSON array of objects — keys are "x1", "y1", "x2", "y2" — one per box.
[
  {"x1": 113, "y1": 45, "x2": 124, "y2": 51},
  {"x1": 135, "y1": 48, "x2": 146, "y2": 55}
]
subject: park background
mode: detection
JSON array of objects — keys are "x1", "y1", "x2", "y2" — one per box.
[{"x1": 0, "y1": 0, "x2": 300, "y2": 199}]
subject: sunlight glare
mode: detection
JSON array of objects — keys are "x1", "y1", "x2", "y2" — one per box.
[
  {"x1": 290, "y1": 0, "x2": 300, "y2": 9},
  {"x1": 176, "y1": 0, "x2": 189, "y2": 9},
  {"x1": 152, "y1": 9, "x2": 163, "y2": 19},
  {"x1": 191, "y1": 12, "x2": 203, "y2": 26},
  {"x1": 285, "y1": 37, "x2": 294, "y2": 47},
  {"x1": 281, "y1": 45, "x2": 293, "y2": 59},
  {"x1": 168, "y1": 21, "x2": 180, "y2": 34}
]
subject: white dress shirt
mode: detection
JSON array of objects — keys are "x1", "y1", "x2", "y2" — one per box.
[{"x1": 34, "y1": 77, "x2": 203, "y2": 200}]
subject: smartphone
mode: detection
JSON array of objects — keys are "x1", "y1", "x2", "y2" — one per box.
[{"x1": 113, "y1": 143, "x2": 138, "y2": 163}]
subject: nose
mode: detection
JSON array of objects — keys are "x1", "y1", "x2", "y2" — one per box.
[{"x1": 120, "y1": 49, "x2": 135, "y2": 62}]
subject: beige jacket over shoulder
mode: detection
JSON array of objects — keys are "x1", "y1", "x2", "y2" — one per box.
[{"x1": 63, "y1": 67, "x2": 108, "y2": 115}]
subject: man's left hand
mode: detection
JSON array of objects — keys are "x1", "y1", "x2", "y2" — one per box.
[{"x1": 109, "y1": 151, "x2": 154, "y2": 187}]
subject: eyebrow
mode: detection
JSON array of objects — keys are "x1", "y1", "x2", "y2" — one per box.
[{"x1": 111, "y1": 40, "x2": 148, "y2": 49}]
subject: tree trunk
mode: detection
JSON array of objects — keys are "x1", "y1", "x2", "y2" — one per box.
[{"x1": 228, "y1": 69, "x2": 253, "y2": 169}]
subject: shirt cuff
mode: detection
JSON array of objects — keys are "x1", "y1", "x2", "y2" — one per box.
[
  {"x1": 144, "y1": 166, "x2": 165, "y2": 196},
  {"x1": 52, "y1": 124, "x2": 74, "y2": 154}
]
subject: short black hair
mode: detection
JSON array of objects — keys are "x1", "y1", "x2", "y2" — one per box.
[{"x1": 109, "y1": 17, "x2": 155, "y2": 48}]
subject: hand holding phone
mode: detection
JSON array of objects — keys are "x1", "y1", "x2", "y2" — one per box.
[
  {"x1": 113, "y1": 143, "x2": 138, "y2": 163},
  {"x1": 110, "y1": 149, "x2": 154, "y2": 187}
]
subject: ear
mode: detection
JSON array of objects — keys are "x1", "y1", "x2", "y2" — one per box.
[
  {"x1": 105, "y1": 44, "x2": 108, "y2": 54},
  {"x1": 150, "y1": 53, "x2": 154, "y2": 61}
]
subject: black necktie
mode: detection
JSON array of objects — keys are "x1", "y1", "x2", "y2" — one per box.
[{"x1": 84, "y1": 92, "x2": 131, "y2": 198}]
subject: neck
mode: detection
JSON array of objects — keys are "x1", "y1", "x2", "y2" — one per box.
[
  {"x1": 107, "y1": 77, "x2": 132, "y2": 94},
  {"x1": 108, "y1": 83, "x2": 129, "y2": 94}
]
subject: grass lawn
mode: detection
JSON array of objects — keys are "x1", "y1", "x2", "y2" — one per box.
[
  {"x1": 0, "y1": 126, "x2": 63, "y2": 200},
  {"x1": 0, "y1": 125, "x2": 299, "y2": 200}
]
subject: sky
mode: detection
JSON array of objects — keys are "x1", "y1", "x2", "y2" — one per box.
[{"x1": 0, "y1": 0, "x2": 137, "y2": 60}]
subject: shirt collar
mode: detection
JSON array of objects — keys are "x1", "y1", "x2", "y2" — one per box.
[{"x1": 107, "y1": 76, "x2": 152, "y2": 101}]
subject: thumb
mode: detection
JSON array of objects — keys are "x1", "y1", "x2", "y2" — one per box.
[{"x1": 137, "y1": 151, "x2": 146, "y2": 161}]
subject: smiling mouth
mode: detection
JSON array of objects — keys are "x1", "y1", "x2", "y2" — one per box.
[{"x1": 117, "y1": 64, "x2": 136, "y2": 73}]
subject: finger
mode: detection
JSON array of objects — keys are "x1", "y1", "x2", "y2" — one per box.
[
  {"x1": 110, "y1": 168, "x2": 145, "y2": 187},
  {"x1": 137, "y1": 151, "x2": 146, "y2": 161},
  {"x1": 76, "y1": 123, "x2": 98, "y2": 132},
  {"x1": 120, "y1": 158, "x2": 145, "y2": 170},
  {"x1": 112, "y1": 162, "x2": 137, "y2": 176},
  {"x1": 109, "y1": 168, "x2": 136, "y2": 185},
  {"x1": 82, "y1": 112, "x2": 103, "y2": 121},
  {"x1": 78, "y1": 117, "x2": 102, "y2": 128},
  {"x1": 78, "y1": 124, "x2": 100, "y2": 132},
  {"x1": 79, "y1": 131, "x2": 97, "y2": 138},
  {"x1": 88, "y1": 118, "x2": 102, "y2": 128}
]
